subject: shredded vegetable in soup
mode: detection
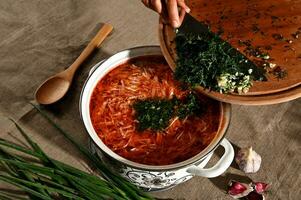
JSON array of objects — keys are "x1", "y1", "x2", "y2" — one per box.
[{"x1": 90, "y1": 56, "x2": 221, "y2": 165}]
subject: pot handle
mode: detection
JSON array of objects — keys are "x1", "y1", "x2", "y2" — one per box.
[{"x1": 186, "y1": 139, "x2": 234, "y2": 178}]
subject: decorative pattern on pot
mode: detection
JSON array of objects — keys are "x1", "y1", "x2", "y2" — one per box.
[
  {"x1": 90, "y1": 139, "x2": 234, "y2": 191},
  {"x1": 88, "y1": 137, "x2": 234, "y2": 191},
  {"x1": 89, "y1": 140, "x2": 209, "y2": 191}
]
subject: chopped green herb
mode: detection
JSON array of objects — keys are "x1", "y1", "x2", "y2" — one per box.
[
  {"x1": 133, "y1": 98, "x2": 176, "y2": 131},
  {"x1": 133, "y1": 93, "x2": 202, "y2": 131},
  {"x1": 272, "y1": 33, "x2": 284, "y2": 41},
  {"x1": 257, "y1": 52, "x2": 270, "y2": 60},
  {"x1": 174, "y1": 32, "x2": 266, "y2": 93},
  {"x1": 177, "y1": 93, "x2": 202, "y2": 119},
  {"x1": 291, "y1": 30, "x2": 300, "y2": 39},
  {"x1": 251, "y1": 24, "x2": 260, "y2": 33},
  {"x1": 272, "y1": 66, "x2": 287, "y2": 79}
]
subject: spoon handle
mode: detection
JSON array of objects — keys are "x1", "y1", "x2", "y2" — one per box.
[
  {"x1": 66, "y1": 24, "x2": 113, "y2": 76},
  {"x1": 92, "y1": 24, "x2": 114, "y2": 48}
]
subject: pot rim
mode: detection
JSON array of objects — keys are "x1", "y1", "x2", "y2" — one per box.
[{"x1": 79, "y1": 45, "x2": 231, "y2": 171}]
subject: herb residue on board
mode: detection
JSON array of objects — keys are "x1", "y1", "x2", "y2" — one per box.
[
  {"x1": 174, "y1": 32, "x2": 267, "y2": 94},
  {"x1": 133, "y1": 93, "x2": 202, "y2": 131}
]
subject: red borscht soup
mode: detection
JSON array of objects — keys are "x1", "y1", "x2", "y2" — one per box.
[{"x1": 90, "y1": 56, "x2": 220, "y2": 165}]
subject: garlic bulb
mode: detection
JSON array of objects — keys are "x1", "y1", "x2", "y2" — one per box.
[{"x1": 235, "y1": 146, "x2": 262, "y2": 173}]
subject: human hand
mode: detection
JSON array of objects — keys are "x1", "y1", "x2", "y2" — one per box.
[{"x1": 141, "y1": 0, "x2": 190, "y2": 28}]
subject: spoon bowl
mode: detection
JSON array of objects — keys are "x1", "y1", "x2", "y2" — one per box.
[
  {"x1": 35, "y1": 76, "x2": 70, "y2": 105},
  {"x1": 35, "y1": 24, "x2": 113, "y2": 105}
]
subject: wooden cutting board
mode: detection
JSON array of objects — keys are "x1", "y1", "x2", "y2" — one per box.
[
  {"x1": 194, "y1": 84, "x2": 301, "y2": 105},
  {"x1": 159, "y1": 23, "x2": 301, "y2": 105},
  {"x1": 159, "y1": 0, "x2": 301, "y2": 96}
]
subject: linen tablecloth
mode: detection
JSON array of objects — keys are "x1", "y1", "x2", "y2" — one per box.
[{"x1": 0, "y1": 1, "x2": 300, "y2": 199}]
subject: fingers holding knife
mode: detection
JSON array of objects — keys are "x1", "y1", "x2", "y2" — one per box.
[{"x1": 142, "y1": 0, "x2": 191, "y2": 28}]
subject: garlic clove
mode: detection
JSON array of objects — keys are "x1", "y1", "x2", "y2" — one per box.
[
  {"x1": 235, "y1": 146, "x2": 262, "y2": 173},
  {"x1": 228, "y1": 180, "x2": 253, "y2": 199},
  {"x1": 228, "y1": 180, "x2": 270, "y2": 199},
  {"x1": 253, "y1": 182, "x2": 270, "y2": 194}
]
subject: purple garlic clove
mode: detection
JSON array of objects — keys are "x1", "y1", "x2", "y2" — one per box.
[
  {"x1": 235, "y1": 146, "x2": 262, "y2": 173},
  {"x1": 253, "y1": 182, "x2": 270, "y2": 194},
  {"x1": 228, "y1": 180, "x2": 253, "y2": 199}
]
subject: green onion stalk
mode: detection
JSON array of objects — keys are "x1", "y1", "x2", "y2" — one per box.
[{"x1": 0, "y1": 103, "x2": 155, "y2": 200}]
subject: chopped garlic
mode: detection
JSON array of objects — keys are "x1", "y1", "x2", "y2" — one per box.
[
  {"x1": 269, "y1": 63, "x2": 276, "y2": 68},
  {"x1": 216, "y1": 72, "x2": 252, "y2": 94}
]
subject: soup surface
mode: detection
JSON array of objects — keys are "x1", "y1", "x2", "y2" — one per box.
[{"x1": 90, "y1": 55, "x2": 221, "y2": 165}]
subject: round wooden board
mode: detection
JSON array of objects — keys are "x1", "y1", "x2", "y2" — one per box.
[
  {"x1": 159, "y1": 0, "x2": 301, "y2": 97},
  {"x1": 159, "y1": 23, "x2": 301, "y2": 105},
  {"x1": 194, "y1": 85, "x2": 301, "y2": 106}
]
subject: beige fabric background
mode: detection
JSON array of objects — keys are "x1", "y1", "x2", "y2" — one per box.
[{"x1": 0, "y1": 0, "x2": 300, "y2": 199}]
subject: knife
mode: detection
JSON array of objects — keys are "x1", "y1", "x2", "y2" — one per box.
[{"x1": 177, "y1": 13, "x2": 211, "y2": 36}]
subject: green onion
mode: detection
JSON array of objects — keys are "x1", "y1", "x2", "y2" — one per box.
[{"x1": 0, "y1": 104, "x2": 155, "y2": 200}]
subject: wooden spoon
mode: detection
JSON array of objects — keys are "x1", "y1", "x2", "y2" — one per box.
[{"x1": 35, "y1": 24, "x2": 113, "y2": 105}]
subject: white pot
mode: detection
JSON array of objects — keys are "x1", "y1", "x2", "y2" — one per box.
[{"x1": 80, "y1": 46, "x2": 234, "y2": 191}]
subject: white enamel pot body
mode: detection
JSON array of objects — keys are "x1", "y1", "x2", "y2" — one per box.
[{"x1": 80, "y1": 46, "x2": 234, "y2": 191}]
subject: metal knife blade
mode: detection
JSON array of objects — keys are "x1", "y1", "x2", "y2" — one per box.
[{"x1": 177, "y1": 13, "x2": 210, "y2": 36}]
